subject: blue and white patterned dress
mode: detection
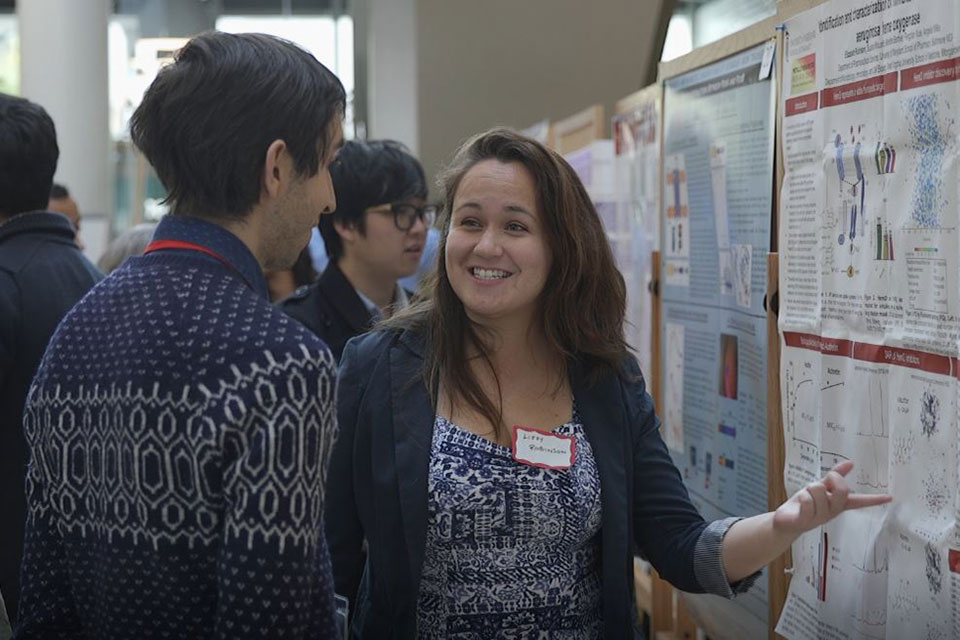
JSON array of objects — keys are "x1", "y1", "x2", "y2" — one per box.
[{"x1": 416, "y1": 408, "x2": 604, "y2": 639}]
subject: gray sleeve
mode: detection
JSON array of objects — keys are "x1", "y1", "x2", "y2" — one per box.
[{"x1": 693, "y1": 517, "x2": 762, "y2": 597}]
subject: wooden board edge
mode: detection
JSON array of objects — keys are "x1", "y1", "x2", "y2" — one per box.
[
  {"x1": 767, "y1": 253, "x2": 791, "y2": 640},
  {"x1": 658, "y1": 15, "x2": 779, "y2": 82},
  {"x1": 615, "y1": 83, "x2": 662, "y2": 116},
  {"x1": 776, "y1": 0, "x2": 830, "y2": 22},
  {"x1": 553, "y1": 104, "x2": 606, "y2": 154}
]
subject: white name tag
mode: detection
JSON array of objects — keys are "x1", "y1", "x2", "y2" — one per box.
[{"x1": 511, "y1": 425, "x2": 576, "y2": 470}]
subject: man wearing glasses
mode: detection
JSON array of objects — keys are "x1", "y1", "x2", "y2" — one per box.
[{"x1": 281, "y1": 139, "x2": 434, "y2": 361}]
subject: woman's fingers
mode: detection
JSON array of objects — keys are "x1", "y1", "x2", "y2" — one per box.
[
  {"x1": 822, "y1": 469, "x2": 849, "y2": 494},
  {"x1": 831, "y1": 459, "x2": 855, "y2": 478},
  {"x1": 822, "y1": 469, "x2": 850, "y2": 513},
  {"x1": 845, "y1": 493, "x2": 893, "y2": 510},
  {"x1": 825, "y1": 463, "x2": 893, "y2": 513},
  {"x1": 779, "y1": 463, "x2": 893, "y2": 533},
  {"x1": 805, "y1": 482, "x2": 830, "y2": 519}
]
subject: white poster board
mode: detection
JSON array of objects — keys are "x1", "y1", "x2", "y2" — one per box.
[{"x1": 777, "y1": 0, "x2": 960, "y2": 637}]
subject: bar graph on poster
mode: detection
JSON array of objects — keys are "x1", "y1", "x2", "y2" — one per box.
[{"x1": 777, "y1": 0, "x2": 960, "y2": 637}]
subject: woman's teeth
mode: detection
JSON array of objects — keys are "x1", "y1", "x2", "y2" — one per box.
[{"x1": 472, "y1": 268, "x2": 510, "y2": 280}]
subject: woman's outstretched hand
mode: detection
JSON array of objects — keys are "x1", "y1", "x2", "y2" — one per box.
[{"x1": 773, "y1": 460, "x2": 892, "y2": 535}]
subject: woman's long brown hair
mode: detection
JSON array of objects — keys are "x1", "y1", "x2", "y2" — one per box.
[{"x1": 384, "y1": 128, "x2": 628, "y2": 439}]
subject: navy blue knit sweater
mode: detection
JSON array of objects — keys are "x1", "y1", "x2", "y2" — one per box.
[{"x1": 15, "y1": 216, "x2": 339, "y2": 639}]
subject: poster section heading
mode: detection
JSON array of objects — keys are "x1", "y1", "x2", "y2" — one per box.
[
  {"x1": 782, "y1": 331, "x2": 956, "y2": 377},
  {"x1": 785, "y1": 0, "x2": 960, "y2": 120}
]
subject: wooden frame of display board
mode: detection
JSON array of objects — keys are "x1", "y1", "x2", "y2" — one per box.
[
  {"x1": 519, "y1": 118, "x2": 556, "y2": 150},
  {"x1": 552, "y1": 104, "x2": 606, "y2": 155},
  {"x1": 615, "y1": 84, "x2": 662, "y2": 118},
  {"x1": 647, "y1": 250, "x2": 682, "y2": 640},
  {"x1": 655, "y1": 15, "x2": 786, "y2": 640},
  {"x1": 776, "y1": 0, "x2": 830, "y2": 20},
  {"x1": 614, "y1": 85, "x2": 670, "y2": 636}
]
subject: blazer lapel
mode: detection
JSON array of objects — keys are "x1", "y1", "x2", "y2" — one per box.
[
  {"x1": 572, "y1": 362, "x2": 632, "y2": 634},
  {"x1": 389, "y1": 332, "x2": 434, "y2": 592}
]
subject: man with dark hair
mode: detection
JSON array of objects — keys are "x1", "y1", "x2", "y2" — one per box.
[
  {"x1": 16, "y1": 32, "x2": 344, "y2": 639},
  {"x1": 0, "y1": 94, "x2": 102, "y2": 626},
  {"x1": 281, "y1": 139, "x2": 432, "y2": 360},
  {"x1": 47, "y1": 183, "x2": 83, "y2": 249}
]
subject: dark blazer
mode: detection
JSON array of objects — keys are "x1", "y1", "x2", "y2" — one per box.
[
  {"x1": 280, "y1": 262, "x2": 414, "y2": 362},
  {"x1": 326, "y1": 328, "x2": 713, "y2": 639},
  {"x1": 0, "y1": 212, "x2": 102, "y2": 622}
]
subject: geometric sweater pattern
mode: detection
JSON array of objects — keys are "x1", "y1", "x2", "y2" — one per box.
[{"x1": 15, "y1": 218, "x2": 339, "y2": 639}]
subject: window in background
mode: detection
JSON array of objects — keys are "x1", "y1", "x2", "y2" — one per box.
[
  {"x1": 108, "y1": 16, "x2": 185, "y2": 231},
  {"x1": 0, "y1": 13, "x2": 18, "y2": 95},
  {"x1": 660, "y1": 0, "x2": 775, "y2": 61},
  {"x1": 661, "y1": 11, "x2": 693, "y2": 62},
  {"x1": 216, "y1": 15, "x2": 355, "y2": 139},
  {"x1": 107, "y1": 11, "x2": 355, "y2": 236},
  {"x1": 692, "y1": 0, "x2": 775, "y2": 48}
]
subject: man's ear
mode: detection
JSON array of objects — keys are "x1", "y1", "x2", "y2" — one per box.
[
  {"x1": 333, "y1": 218, "x2": 361, "y2": 246},
  {"x1": 262, "y1": 139, "x2": 289, "y2": 199}
]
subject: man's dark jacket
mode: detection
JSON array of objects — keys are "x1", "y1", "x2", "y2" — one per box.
[
  {"x1": 280, "y1": 262, "x2": 411, "y2": 362},
  {"x1": 0, "y1": 212, "x2": 102, "y2": 622}
]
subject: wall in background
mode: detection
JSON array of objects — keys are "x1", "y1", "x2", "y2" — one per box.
[
  {"x1": 360, "y1": 0, "x2": 670, "y2": 194},
  {"x1": 414, "y1": 0, "x2": 669, "y2": 192}
]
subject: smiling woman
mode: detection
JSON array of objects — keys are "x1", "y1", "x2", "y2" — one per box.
[
  {"x1": 419, "y1": 129, "x2": 629, "y2": 443},
  {"x1": 324, "y1": 127, "x2": 890, "y2": 639},
  {"x1": 445, "y1": 160, "x2": 552, "y2": 334}
]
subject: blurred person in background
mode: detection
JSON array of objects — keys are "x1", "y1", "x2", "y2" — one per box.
[
  {"x1": 307, "y1": 222, "x2": 440, "y2": 292},
  {"x1": 14, "y1": 32, "x2": 345, "y2": 639},
  {"x1": 95, "y1": 222, "x2": 157, "y2": 274},
  {"x1": 280, "y1": 139, "x2": 433, "y2": 361},
  {"x1": 0, "y1": 93, "x2": 101, "y2": 627},
  {"x1": 265, "y1": 246, "x2": 317, "y2": 302},
  {"x1": 47, "y1": 183, "x2": 83, "y2": 250}
]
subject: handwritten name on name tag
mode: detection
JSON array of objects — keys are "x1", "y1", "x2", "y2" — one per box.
[{"x1": 511, "y1": 425, "x2": 576, "y2": 470}]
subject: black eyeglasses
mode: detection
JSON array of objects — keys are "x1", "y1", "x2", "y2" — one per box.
[{"x1": 369, "y1": 203, "x2": 438, "y2": 231}]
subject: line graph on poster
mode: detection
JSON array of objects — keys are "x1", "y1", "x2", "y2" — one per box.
[
  {"x1": 851, "y1": 520, "x2": 888, "y2": 640},
  {"x1": 784, "y1": 357, "x2": 820, "y2": 450},
  {"x1": 852, "y1": 510, "x2": 889, "y2": 576},
  {"x1": 851, "y1": 566, "x2": 887, "y2": 640},
  {"x1": 852, "y1": 377, "x2": 890, "y2": 491},
  {"x1": 783, "y1": 356, "x2": 850, "y2": 451}
]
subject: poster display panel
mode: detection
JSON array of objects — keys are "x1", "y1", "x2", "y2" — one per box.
[
  {"x1": 777, "y1": 0, "x2": 960, "y2": 637},
  {"x1": 613, "y1": 89, "x2": 661, "y2": 378},
  {"x1": 661, "y1": 42, "x2": 777, "y2": 628}
]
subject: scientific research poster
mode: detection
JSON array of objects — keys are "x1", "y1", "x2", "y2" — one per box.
[
  {"x1": 777, "y1": 0, "x2": 960, "y2": 637},
  {"x1": 613, "y1": 88, "x2": 661, "y2": 381},
  {"x1": 661, "y1": 42, "x2": 777, "y2": 628}
]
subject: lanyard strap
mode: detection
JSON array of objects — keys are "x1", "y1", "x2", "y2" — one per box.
[{"x1": 144, "y1": 239, "x2": 257, "y2": 292}]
